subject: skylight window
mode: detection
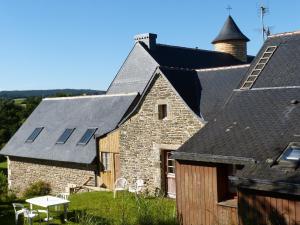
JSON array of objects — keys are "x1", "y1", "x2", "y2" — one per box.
[
  {"x1": 56, "y1": 128, "x2": 75, "y2": 144},
  {"x1": 25, "y1": 127, "x2": 44, "y2": 143},
  {"x1": 280, "y1": 144, "x2": 300, "y2": 161},
  {"x1": 77, "y1": 128, "x2": 97, "y2": 145}
]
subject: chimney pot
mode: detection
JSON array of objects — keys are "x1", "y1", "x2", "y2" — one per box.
[{"x1": 134, "y1": 33, "x2": 157, "y2": 50}]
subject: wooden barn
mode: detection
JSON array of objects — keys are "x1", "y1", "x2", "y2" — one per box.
[{"x1": 173, "y1": 31, "x2": 300, "y2": 224}]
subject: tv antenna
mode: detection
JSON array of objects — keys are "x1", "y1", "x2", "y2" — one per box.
[{"x1": 260, "y1": 5, "x2": 271, "y2": 41}]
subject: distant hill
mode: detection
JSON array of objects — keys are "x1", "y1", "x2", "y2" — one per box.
[{"x1": 0, "y1": 89, "x2": 106, "y2": 99}]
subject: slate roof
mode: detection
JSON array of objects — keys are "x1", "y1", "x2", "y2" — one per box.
[
  {"x1": 212, "y1": 16, "x2": 250, "y2": 44},
  {"x1": 107, "y1": 41, "x2": 254, "y2": 95},
  {"x1": 241, "y1": 32, "x2": 300, "y2": 89},
  {"x1": 0, "y1": 93, "x2": 138, "y2": 164},
  {"x1": 148, "y1": 44, "x2": 253, "y2": 69},
  {"x1": 173, "y1": 32, "x2": 300, "y2": 193},
  {"x1": 173, "y1": 87, "x2": 300, "y2": 191},
  {"x1": 161, "y1": 65, "x2": 249, "y2": 120}
]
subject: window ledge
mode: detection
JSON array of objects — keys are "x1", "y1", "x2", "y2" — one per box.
[{"x1": 217, "y1": 198, "x2": 237, "y2": 208}]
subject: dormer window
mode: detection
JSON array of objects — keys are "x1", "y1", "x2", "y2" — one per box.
[{"x1": 158, "y1": 104, "x2": 167, "y2": 120}]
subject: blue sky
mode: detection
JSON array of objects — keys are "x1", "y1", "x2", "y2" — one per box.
[{"x1": 0, "y1": 0, "x2": 299, "y2": 91}]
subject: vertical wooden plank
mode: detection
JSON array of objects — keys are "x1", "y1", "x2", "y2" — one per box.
[
  {"x1": 289, "y1": 200, "x2": 296, "y2": 225},
  {"x1": 184, "y1": 164, "x2": 190, "y2": 225},
  {"x1": 282, "y1": 198, "x2": 290, "y2": 225},
  {"x1": 200, "y1": 165, "x2": 205, "y2": 225},
  {"x1": 295, "y1": 201, "x2": 300, "y2": 225},
  {"x1": 175, "y1": 162, "x2": 180, "y2": 223},
  {"x1": 196, "y1": 165, "x2": 202, "y2": 224},
  {"x1": 204, "y1": 167, "x2": 210, "y2": 225}
]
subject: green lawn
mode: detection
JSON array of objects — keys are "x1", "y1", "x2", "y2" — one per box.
[
  {"x1": 0, "y1": 191, "x2": 176, "y2": 225},
  {"x1": 0, "y1": 161, "x2": 7, "y2": 170}
]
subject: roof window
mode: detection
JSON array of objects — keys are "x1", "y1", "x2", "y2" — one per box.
[
  {"x1": 279, "y1": 144, "x2": 300, "y2": 161},
  {"x1": 276, "y1": 143, "x2": 300, "y2": 168},
  {"x1": 77, "y1": 128, "x2": 97, "y2": 145},
  {"x1": 25, "y1": 127, "x2": 44, "y2": 143},
  {"x1": 56, "y1": 128, "x2": 75, "y2": 144}
]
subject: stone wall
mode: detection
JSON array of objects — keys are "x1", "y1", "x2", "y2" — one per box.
[
  {"x1": 8, "y1": 157, "x2": 96, "y2": 196},
  {"x1": 119, "y1": 74, "x2": 203, "y2": 194},
  {"x1": 214, "y1": 41, "x2": 247, "y2": 62}
]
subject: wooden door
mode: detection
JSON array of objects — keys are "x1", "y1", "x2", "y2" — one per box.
[
  {"x1": 164, "y1": 150, "x2": 176, "y2": 198},
  {"x1": 100, "y1": 152, "x2": 113, "y2": 189},
  {"x1": 114, "y1": 153, "x2": 120, "y2": 180}
]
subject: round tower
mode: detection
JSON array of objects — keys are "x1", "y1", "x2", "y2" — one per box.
[{"x1": 212, "y1": 16, "x2": 250, "y2": 62}]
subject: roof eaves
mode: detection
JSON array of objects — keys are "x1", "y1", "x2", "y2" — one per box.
[
  {"x1": 172, "y1": 151, "x2": 257, "y2": 165},
  {"x1": 231, "y1": 176, "x2": 300, "y2": 196}
]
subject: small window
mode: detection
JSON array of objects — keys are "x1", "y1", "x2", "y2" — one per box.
[
  {"x1": 167, "y1": 152, "x2": 175, "y2": 174},
  {"x1": 279, "y1": 143, "x2": 300, "y2": 161},
  {"x1": 56, "y1": 128, "x2": 75, "y2": 144},
  {"x1": 77, "y1": 128, "x2": 97, "y2": 145},
  {"x1": 25, "y1": 127, "x2": 44, "y2": 143},
  {"x1": 101, "y1": 152, "x2": 111, "y2": 171},
  {"x1": 158, "y1": 104, "x2": 167, "y2": 120}
]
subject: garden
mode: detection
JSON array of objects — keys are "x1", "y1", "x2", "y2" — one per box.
[{"x1": 0, "y1": 170, "x2": 177, "y2": 225}]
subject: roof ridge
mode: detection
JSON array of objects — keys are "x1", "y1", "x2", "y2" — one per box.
[
  {"x1": 156, "y1": 43, "x2": 229, "y2": 55},
  {"x1": 159, "y1": 66, "x2": 195, "y2": 72},
  {"x1": 269, "y1": 30, "x2": 300, "y2": 38},
  {"x1": 196, "y1": 64, "x2": 250, "y2": 72},
  {"x1": 43, "y1": 92, "x2": 138, "y2": 101}
]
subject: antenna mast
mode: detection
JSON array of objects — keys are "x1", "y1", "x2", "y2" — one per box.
[{"x1": 260, "y1": 5, "x2": 269, "y2": 41}]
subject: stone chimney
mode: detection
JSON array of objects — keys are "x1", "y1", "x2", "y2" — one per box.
[
  {"x1": 134, "y1": 33, "x2": 157, "y2": 50},
  {"x1": 212, "y1": 16, "x2": 250, "y2": 62}
]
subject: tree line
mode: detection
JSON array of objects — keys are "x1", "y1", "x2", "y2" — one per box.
[{"x1": 0, "y1": 97, "x2": 42, "y2": 151}]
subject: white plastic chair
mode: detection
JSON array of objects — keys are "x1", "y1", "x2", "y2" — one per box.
[
  {"x1": 12, "y1": 203, "x2": 25, "y2": 225},
  {"x1": 113, "y1": 178, "x2": 128, "y2": 198},
  {"x1": 23, "y1": 209, "x2": 40, "y2": 225},
  {"x1": 129, "y1": 179, "x2": 144, "y2": 194}
]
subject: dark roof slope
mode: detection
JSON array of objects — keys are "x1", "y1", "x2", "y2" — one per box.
[
  {"x1": 196, "y1": 65, "x2": 249, "y2": 120},
  {"x1": 108, "y1": 41, "x2": 254, "y2": 95},
  {"x1": 212, "y1": 16, "x2": 250, "y2": 44},
  {"x1": 107, "y1": 43, "x2": 159, "y2": 94},
  {"x1": 241, "y1": 32, "x2": 300, "y2": 89},
  {"x1": 161, "y1": 65, "x2": 249, "y2": 119},
  {"x1": 174, "y1": 88, "x2": 300, "y2": 187},
  {"x1": 148, "y1": 44, "x2": 253, "y2": 69},
  {"x1": 0, "y1": 94, "x2": 138, "y2": 164}
]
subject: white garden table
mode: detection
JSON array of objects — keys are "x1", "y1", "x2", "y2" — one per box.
[{"x1": 26, "y1": 195, "x2": 70, "y2": 224}]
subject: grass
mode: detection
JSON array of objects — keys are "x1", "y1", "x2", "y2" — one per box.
[
  {"x1": 0, "y1": 191, "x2": 176, "y2": 225},
  {"x1": 0, "y1": 160, "x2": 7, "y2": 176},
  {"x1": 0, "y1": 161, "x2": 7, "y2": 170}
]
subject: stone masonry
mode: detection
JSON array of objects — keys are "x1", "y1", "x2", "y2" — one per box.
[
  {"x1": 8, "y1": 156, "x2": 96, "y2": 196},
  {"x1": 119, "y1": 74, "x2": 203, "y2": 194},
  {"x1": 214, "y1": 41, "x2": 247, "y2": 62}
]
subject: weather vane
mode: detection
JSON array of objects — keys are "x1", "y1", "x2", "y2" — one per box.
[{"x1": 226, "y1": 5, "x2": 232, "y2": 15}]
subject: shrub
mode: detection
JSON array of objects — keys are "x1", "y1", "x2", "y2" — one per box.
[{"x1": 23, "y1": 180, "x2": 51, "y2": 198}]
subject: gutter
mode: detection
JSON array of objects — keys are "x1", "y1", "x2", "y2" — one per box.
[{"x1": 172, "y1": 151, "x2": 257, "y2": 165}]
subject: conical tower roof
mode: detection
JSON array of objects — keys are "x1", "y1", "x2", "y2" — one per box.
[{"x1": 212, "y1": 16, "x2": 250, "y2": 44}]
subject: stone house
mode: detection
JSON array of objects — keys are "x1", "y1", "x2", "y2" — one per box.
[
  {"x1": 0, "y1": 94, "x2": 138, "y2": 194},
  {"x1": 173, "y1": 31, "x2": 300, "y2": 224},
  {"x1": 1, "y1": 15, "x2": 253, "y2": 196},
  {"x1": 98, "y1": 15, "x2": 253, "y2": 197}
]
